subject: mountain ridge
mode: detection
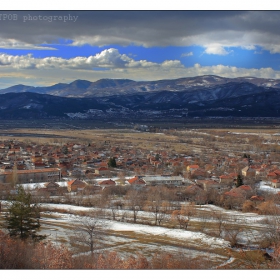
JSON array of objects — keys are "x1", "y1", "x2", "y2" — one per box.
[
  {"x1": 0, "y1": 75, "x2": 279, "y2": 119},
  {"x1": 1, "y1": 75, "x2": 280, "y2": 98},
  {"x1": 0, "y1": 87, "x2": 279, "y2": 119}
]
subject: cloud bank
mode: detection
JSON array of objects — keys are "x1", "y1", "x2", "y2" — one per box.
[
  {"x1": 1, "y1": 11, "x2": 280, "y2": 54},
  {"x1": 0, "y1": 48, "x2": 280, "y2": 87}
]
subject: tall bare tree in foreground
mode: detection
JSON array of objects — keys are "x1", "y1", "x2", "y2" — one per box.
[{"x1": 71, "y1": 213, "x2": 105, "y2": 255}]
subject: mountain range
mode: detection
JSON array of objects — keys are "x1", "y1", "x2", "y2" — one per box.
[
  {"x1": 1, "y1": 75, "x2": 280, "y2": 98},
  {"x1": 0, "y1": 75, "x2": 279, "y2": 119}
]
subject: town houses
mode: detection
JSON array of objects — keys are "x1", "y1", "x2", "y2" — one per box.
[{"x1": 0, "y1": 137, "x2": 279, "y2": 204}]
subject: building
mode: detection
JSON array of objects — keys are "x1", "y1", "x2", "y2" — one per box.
[
  {"x1": 37, "y1": 181, "x2": 67, "y2": 196},
  {"x1": 267, "y1": 169, "x2": 280, "y2": 180},
  {"x1": 186, "y1": 165, "x2": 199, "y2": 172},
  {"x1": 142, "y1": 175, "x2": 183, "y2": 186},
  {"x1": 242, "y1": 166, "x2": 256, "y2": 177},
  {"x1": 95, "y1": 167, "x2": 110, "y2": 176},
  {"x1": 0, "y1": 168, "x2": 61, "y2": 184},
  {"x1": 67, "y1": 179, "x2": 87, "y2": 192},
  {"x1": 127, "y1": 176, "x2": 146, "y2": 188},
  {"x1": 219, "y1": 173, "x2": 237, "y2": 184},
  {"x1": 98, "y1": 179, "x2": 116, "y2": 187},
  {"x1": 196, "y1": 179, "x2": 221, "y2": 191},
  {"x1": 271, "y1": 179, "x2": 280, "y2": 188}
]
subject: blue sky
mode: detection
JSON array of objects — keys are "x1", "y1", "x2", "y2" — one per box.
[
  {"x1": 1, "y1": 11, "x2": 280, "y2": 88},
  {"x1": 3, "y1": 44, "x2": 279, "y2": 70}
]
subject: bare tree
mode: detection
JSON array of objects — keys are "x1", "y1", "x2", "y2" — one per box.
[
  {"x1": 210, "y1": 209, "x2": 226, "y2": 237},
  {"x1": 171, "y1": 203, "x2": 196, "y2": 230},
  {"x1": 144, "y1": 187, "x2": 165, "y2": 225},
  {"x1": 71, "y1": 213, "x2": 105, "y2": 255},
  {"x1": 144, "y1": 199, "x2": 161, "y2": 225},
  {"x1": 223, "y1": 217, "x2": 242, "y2": 247},
  {"x1": 259, "y1": 214, "x2": 280, "y2": 248},
  {"x1": 6, "y1": 164, "x2": 18, "y2": 187},
  {"x1": 107, "y1": 200, "x2": 119, "y2": 221},
  {"x1": 157, "y1": 201, "x2": 170, "y2": 226},
  {"x1": 125, "y1": 189, "x2": 145, "y2": 223}
]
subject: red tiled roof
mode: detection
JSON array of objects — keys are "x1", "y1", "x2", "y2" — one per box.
[
  {"x1": 127, "y1": 177, "x2": 145, "y2": 185},
  {"x1": 99, "y1": 179, "x2": 116, "y2": 185},
  {"x1": 2, "y1": 168, "x2": 60, "y2": 175},
  {"x1": 67, "y1": 179, "x2": 77, "y2": 186},
  {"x1": 239, "y1": 185, "x2": 252, "y2": 191},
  {"x1": 98, "y1": 167, "x2": 109, "y2": 171},
  {"x1": 127, "y1": 177, "x2": 138, "y2": 184},
  {"x1": 250, "y1": 195, "x2": 265, "y2": 201},
  {"x1": 191, "y1": 168, "x2": 206, "y2": 175},
  {"x1": 219, "y1": 175, "x2": 232, "y2": 179},
  {"x1": 271, "y1": 179, "x2": 280, "y2": 183},
  {"x1": 224, "y1": 190, "x2": 243, "y2": 198},
  {"x1": 267, "y1": 172, "x2": 278, "y2": 177}
]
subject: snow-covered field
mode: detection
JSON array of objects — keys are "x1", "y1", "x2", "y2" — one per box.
[
  {"x1": 41, "y1": 210, "x2": 229, "y2": 248},
  {"x1": 1, "y1": 200, "x2": 277, "y2": 267},
  {"x1": 39, "y1": 208, "x2": 230, "y2": 266},
  {"x1": 38, "y1": 202, "x2": 276, "y2": 251}
]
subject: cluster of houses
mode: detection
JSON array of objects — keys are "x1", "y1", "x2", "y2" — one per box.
[{"x1": 0, "y1": 139, "x2": 279, "y2": 200}]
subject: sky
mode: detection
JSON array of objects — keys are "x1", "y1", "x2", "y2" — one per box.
[{"x1": 1, "y1": 10, "x2": 280, "y2": 88}]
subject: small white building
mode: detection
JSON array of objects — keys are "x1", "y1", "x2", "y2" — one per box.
[{"x1": 142, "y1": 175, "x2": 183, "y2": 186}]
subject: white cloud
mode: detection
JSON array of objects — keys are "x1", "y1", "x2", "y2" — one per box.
[
  {"x1": 181, "y1": 52, "x2": 193, "y2": 57},
  {"x1": 204, "y1": 45, "x2": 230, "y2": 55},
  {"x1": 0, "y1": 49, "x2": 129, "y2": 70},
  {"x1": 161, "y1": 60, "x2": 184, "y2": 68},
  {"x1": 2, "y1": 47, "x2": 280, "y2": 88},
  {"x1": 0, "y1": 39, "x2": 56, "y2": 50},
  {"x1": 241, "y1": 45, "x2": 256, "y2": 50},
  {"x1": 178, "y1": 64, "x2": 279, "y2": 79},
  {"x1": 0, "y1": 49, "x2": 185, "y2": 71}
]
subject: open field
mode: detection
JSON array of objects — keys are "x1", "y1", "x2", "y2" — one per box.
[
  {"x1": 0, "y1": 118, "x2": 280, "y2": 130},
  {"x1": 1, "y1": 201, "x2": 276, "y2": 269},
  {"x1": 0, "y1": 119, "x2": 279, "y2": 153},
  {"x1": 0, "y1": 203, "x2": 229, "y2": 268},
  {"x1": 0, "y1": 128, "x2": 279, "y2": 160}
]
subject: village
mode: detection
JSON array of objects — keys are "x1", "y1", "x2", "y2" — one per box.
[
  {"x1": 1, "y1": 126, "x2": 280, "y2": 268},
  {"x1": 0, "y1": 127, "x2": 279, "y2": 212}
]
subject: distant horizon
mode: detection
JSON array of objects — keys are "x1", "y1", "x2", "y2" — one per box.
[{"x1": 0, "y1": 74, "x2": 277, "y2": 90}]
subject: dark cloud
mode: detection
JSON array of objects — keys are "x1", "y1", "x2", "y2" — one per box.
[{"x1": 0, "y1": 11, "x2": 279, "y2": 53}]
